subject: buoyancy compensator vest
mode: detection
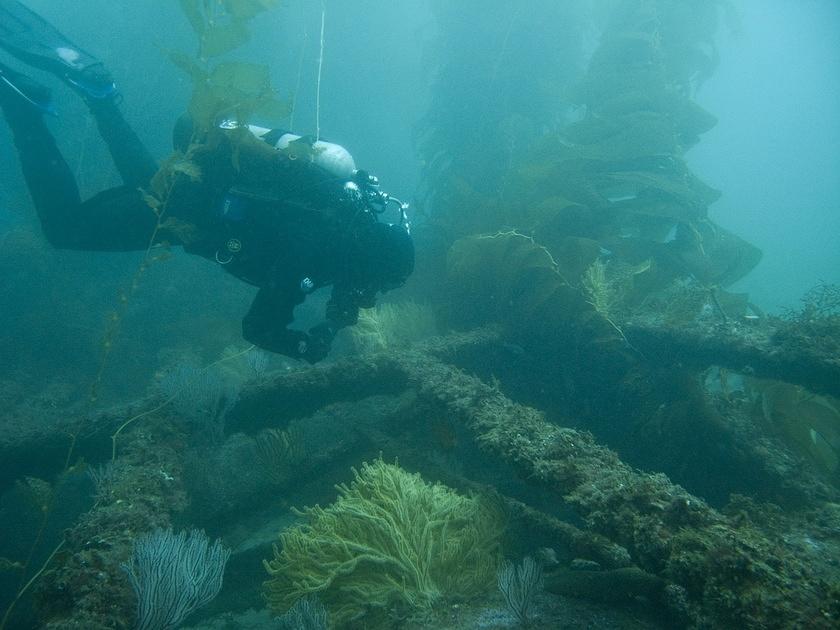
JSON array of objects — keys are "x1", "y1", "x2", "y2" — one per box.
[{"x1": 203, "y1": 119, "x2": 411, "y2": 291}]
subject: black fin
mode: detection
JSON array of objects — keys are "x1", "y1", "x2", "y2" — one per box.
[
  {"x1": 0, "y1": 59, "x2": 54, "y2": 114},
  {"x1": 0, "y1": 0, "x2": 115, "y2": 98}
]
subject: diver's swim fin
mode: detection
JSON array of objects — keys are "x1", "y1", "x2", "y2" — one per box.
[
  {"x1": 0, "y1": 0, "x2": 116, "y2": 99},
  {"x1": 0, "y1": 58, "x2": 54, "y2": 114}
]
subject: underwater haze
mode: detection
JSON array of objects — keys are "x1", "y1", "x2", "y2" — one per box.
[
  {"x1": 688, "y1": 0, "x2": 840, "y2": 312},
  {"x1": 2, "y1": 1, "x2": 840, "y2": 629}
]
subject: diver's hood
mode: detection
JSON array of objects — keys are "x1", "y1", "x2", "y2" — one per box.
[{"x1": 246, "y1": 124, "x2": 357, "y2": 180}]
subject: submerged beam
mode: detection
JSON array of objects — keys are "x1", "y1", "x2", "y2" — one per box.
[
  {"x1": 625, "y1": 317, "x2": 840, "y2": 399},
  {"x1": 385, "y1": 347, "x2": 835, "y2": 629}
]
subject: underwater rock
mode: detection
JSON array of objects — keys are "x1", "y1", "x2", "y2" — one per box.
[
  {"x1": 33, "y1": 418, "x2": 188, "y2": 629},
  {"x1": 569, "y1": 558, "x2": 602, "y2": 571},
  {"x1": 544, "y1": 566, "x2": 665, "y2": 605}
]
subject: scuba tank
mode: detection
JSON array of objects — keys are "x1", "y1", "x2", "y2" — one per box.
[
  {"x1": 219, "y1": 119, "x2": 409, "y2": 227},
  {"x1": 243, "y1": 123, "x2": 357, "y2": 181}
]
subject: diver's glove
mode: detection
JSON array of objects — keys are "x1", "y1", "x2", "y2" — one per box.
[
  {"x1": 276, "y1": 326, "x2": 333, "y2": 364},
  {"x1": 302, "y1": 322, "x2": 337, "y2": 364},
  {"x1": 266, "y1": 329, "x2": 325, "y2": 364}
]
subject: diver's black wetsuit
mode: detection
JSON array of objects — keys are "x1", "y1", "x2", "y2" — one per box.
[{"x1": 0, "y1": 2, "x2": 412, "y2": 362}]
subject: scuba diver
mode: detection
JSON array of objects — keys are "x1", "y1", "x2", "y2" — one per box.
[{"x1": 0, "y1": 0, "x2": 414, "y2": 363}]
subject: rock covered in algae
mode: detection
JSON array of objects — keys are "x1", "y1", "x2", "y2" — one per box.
[{"x1": 263, "y1": 458, "x2": 504, "y2": 628}]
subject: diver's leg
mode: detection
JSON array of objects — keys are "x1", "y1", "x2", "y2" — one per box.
[
  {"x1": 1, "y1": 66, "x2": 157, "y2": 251},
  {"x1": 0, "y1": 0, "x2": 157, "y2": 187},
  {"x1": 0, "y1": 65, "x2": 82, "y2": 247},
  {"x1": 85, "y1": 97, "x2": 158, "y2": 189},
  {"x1": 70, "y1": 186, "x2": 160, "y2": 251}
]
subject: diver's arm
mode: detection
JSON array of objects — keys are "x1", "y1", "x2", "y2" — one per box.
[
  {"x1": 325, "y1": 284, "x2": 363, "y2": 329},
  {"x1": 304, "y1": 284, "x2": 365, "y2": 358},
  {"x1": 242, "y1": 286, "x2": 312, "y2": 360}
]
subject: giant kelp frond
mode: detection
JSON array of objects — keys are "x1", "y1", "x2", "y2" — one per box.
[
  {"x1": 174, "y1": 0, "x2": 288, "y2": 133},
  {"x1": 413, "y1": 1, "x2": 587, "y2": 235},
  {"x1": 179, "y1": 0, "x2": 282, "y2": 58},
  {"x1": 141, "y1": 2, "x2": 289, "y2": 232},
  {"x1": 752, "y1": 379, "x2": 840, "y2": 475},
  {"x1": 169, "y1": 54, "x2": 289, "y2": 132}
]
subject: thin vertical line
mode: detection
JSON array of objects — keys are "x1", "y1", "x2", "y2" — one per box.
[{"x1": 315, "y1": 1, "x2": 325, "y2": 141}]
